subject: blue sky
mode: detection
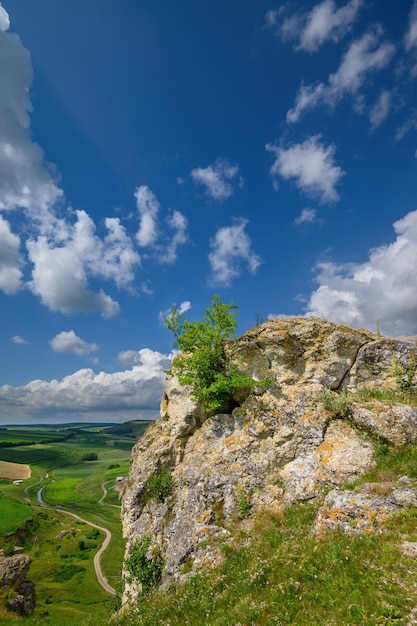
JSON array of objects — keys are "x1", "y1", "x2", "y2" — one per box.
[{"x1": 0, "y1": 0, "x2": 417, "y2": 424}]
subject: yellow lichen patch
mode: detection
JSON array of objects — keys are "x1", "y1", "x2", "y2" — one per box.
[
  {"x1": 328, "y1": 507, "x2": 345, "y2": 521},
  {"x1": 225, "y1": 430, "x2": 251, "y2": 450},
  {"x1": 197, "y1": 510, "x2": 212, "y2": 524},
  {"x1": 314, "y1": 441, "x2": 334, "y2": 464}
]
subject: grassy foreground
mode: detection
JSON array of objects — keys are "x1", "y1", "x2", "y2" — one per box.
[{"x1": 112, "y1": 441, "x2": 417, "y2": 626}]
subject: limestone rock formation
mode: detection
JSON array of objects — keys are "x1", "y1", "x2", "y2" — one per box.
[
  {"x1": 313, "y1": 476, "x2": 417, "y2": 536},
  {"x1": 0, "y1": 554, "x2": 35, "y2": 617},
  {"x1": 121, "y1": 317, "x2": 417, "y2": 605}
]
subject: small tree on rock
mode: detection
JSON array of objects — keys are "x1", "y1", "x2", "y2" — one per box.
[{"x1": 166, "y1": 295, "x2": 269, "y2": 412}]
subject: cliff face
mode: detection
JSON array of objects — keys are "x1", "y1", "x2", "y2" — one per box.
[{"x1": 121, "y1": 317, "x2": 417, "y2": 604}]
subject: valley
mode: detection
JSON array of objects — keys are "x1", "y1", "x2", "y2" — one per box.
[{"x1": 0, "y1": 420, "x2": 151, "y2": 624}]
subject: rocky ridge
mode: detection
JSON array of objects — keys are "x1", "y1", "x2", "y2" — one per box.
[{"x1": 121, "y1": 317, "x2": 417, "y2": 605}]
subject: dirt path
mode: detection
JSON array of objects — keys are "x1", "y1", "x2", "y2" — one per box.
[
  {"x1": 99, "y1": 481, "x2": 121, "y2": 508},
  {"x1": 56, "y1": 508, "x2": 116, "y2": 596},
  {"x1": 36, "y1": 485, "x2": 116, "y2": 596}
]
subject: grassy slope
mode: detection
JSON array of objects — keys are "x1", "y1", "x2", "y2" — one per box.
[{"x1": 113, "y1": 441, "x2": 417, "y2": 626}]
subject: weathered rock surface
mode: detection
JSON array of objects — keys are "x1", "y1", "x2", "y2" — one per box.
[
  {"x1": 313, "y1": 476, "x2": 417, "y2": 536},
  {"x1": 121, "y1": 317, "x2": 417, "y2": 604},
  {"x1": 0, "y1": 554, "x2": 35, "y2": 617}
]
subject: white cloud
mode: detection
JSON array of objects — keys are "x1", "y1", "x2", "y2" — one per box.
[
  {"x1": 395, "y1": 110, "x2": 417, "y2": 140},
  {"x1": 208, "y1": 218, "x2": 261, "y2": 286},
  {"x1": 158, "y1": 300, "x2": 192, "y2": 326},
  {"x1": 306, "y1": 210, "x2": 417, "y2": 335},
  {"x1": 158, "y1": 210, "x2": 189, "y2": 265},
  {"x1": 26, "y1": 210, "x2": 142, "y2": 317},
  {"x1": 118, "y1": 347, "x2": 172, "y2": 372},
  {"x1": 369, "y1": 90, "x2": 391, "y2": 129},
  {"x1": 0, "y1": 7, "x2": 146, "y2": 317},
  {"x1": 266, "y1": 135, "x2": 345, "y2": 204},
  {"x1": 135, "y1": 186, "x2": 160, "y2": 247},
  {"x1": 50, "y1": 331, "x2": 99, "y2": 358},
  {"x1": 0, "y1": 215, "x2": 23, "y2": 294},
  {"x1": 287, "y1": 27, "x2": 395, "y2": 123},
  {"x1": 178, "y1": 300, "x2": 192, "y2": 315},
  {"x1": 190, "y1": 158, "x2": 240, "y2": 201},
  {"x1": 134, "y1": 186, "x2": 188, "y2": 264},
  {"x1": 405, "y1": 0, "x2": 417, "y2": 76},
  {"x1": 0, "y1": 11, "x2": 62, "y2": 215},
  {"x1": 405, "y1": 0, "x2": 417, "y2": 52},
  {"x1": 0, "y1": 349, "x2": 173, "y2": 421},
  {"x1": 0, "y1": 3, "x2": 10, "y2": 31},
  {"x1": 294, "y1": 208, "x2": 321, "y2": 225},
  {"x1": 272, "y1": 0, "x2": 363, "y2": 52},
  {"x1": 10, "y1": 335, "x2": 29, "y2": 345}
]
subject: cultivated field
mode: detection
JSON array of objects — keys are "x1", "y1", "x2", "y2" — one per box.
[
  {"x1": 0, "y1": 460, "x2": 30, "y2": 480},
  {"x1": 0, "y1": 420, "x2": 152, "y2": 624}
]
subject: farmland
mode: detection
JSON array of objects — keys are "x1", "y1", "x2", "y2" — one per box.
[{"x1": 0, "y1": 420, "x2": 151, "y2": 624}]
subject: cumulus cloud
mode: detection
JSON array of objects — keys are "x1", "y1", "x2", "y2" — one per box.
[
  {"x1": 50, "y1": 330, "x2": 99, "y2": 358},
  {"x1": 0, "y1": 348, "x2": 174, "y2": 422},
  {"x1": 134, "y1": 186, "x2": 188, "y2": 264},
  {"x1": 294, "y1": 208, "x2": 322, "y2": 226},
  {"x1": 287, "y1": 27, "x2": 395, "y2": 123},
  {"x1": 26, "y1": 210, "x2": 142, "y2": 317},
  {"x1": 0, "y1": 9, "x2": 62, "y2": 216},
  {"x1": 0, "y1": 215, "x2": 23, "y2": 294},
  {"x1": 306, "y1": 210, "x2": 417, "y2": 335},
  {"x1": 208, "y1": 218, "x2": 261, "y2": 286},
  {"x1": 269, "y1": 0, "x2": 363, "y2": 52},
  {"x1": 10, "y1": 335, "x2": 29, "y2": 345},
  {"x1": 266, "y1": 135, "x2": 345, "y2": 204},
  {"x1": 190, "y1": 158, "x2": 241, "y2": 201},
  {"x1": 135, "y1": 186, "x2": 160, "y2": 247},
  {"x1": 0, "y1": 7, "x2": 148, "y2": 317},
  {"x1": 158, "y1": 300, "x2": 192, "y2": 325}
]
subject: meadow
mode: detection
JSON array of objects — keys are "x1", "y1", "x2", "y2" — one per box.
[{"x1": 0, "y1": 420, "x2": 151, "y2": 623}]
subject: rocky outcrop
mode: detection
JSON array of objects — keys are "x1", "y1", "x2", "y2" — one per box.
[
  {"x1": 313, "y1": 476, "x2": 417, "y2": 536},
  {"x1": 0, "y1": 554, "x2": 35, "y2": 617},
  {"x1": 121, "y1": 317, "x2": 417, "y2": 605}
]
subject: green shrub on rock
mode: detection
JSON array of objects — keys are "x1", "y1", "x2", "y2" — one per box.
[{"x1": 166, "y1": 295, "x2": 270, "y2": 412}]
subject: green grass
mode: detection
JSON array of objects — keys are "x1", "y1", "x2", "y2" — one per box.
[
  {"x1": 0, "y1": 494, "x2": 33, "y2": 534},
  {"x1": 114, "y1": 502, "x2": 417, "y2": 626},
  {"x1": 43, "y1": 478, "x2": 84, "y2": 506}
]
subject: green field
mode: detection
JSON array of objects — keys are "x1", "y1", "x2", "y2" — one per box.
[
  {"x1": 0, "y1": 494, "x2": 33, "y2": 534},
  {"x1": 0, "y1": 420, "x2": 152, "y2": 623}
]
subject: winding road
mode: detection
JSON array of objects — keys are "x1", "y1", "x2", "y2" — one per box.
[
  {"x1": 37, "y1": 484, "x2": 117, "y2": 596},
  {"x1": 57, "y1": 509, "x2": 116, "y2": 596}
]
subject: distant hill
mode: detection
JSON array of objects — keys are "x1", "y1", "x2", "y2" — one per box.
[{"x1": 101, "y1": 420, "x2": 153, "y2": 438}]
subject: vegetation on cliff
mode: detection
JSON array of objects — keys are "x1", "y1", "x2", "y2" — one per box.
[{"x1": 165, "y1": 295, "x2": 270, "y2": 411}]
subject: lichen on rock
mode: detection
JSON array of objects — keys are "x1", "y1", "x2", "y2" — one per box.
[{"x1": 120, "y1": 317, "x2": 417, "y2": 606}]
